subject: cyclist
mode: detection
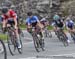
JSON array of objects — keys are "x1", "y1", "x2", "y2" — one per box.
[
  {"x1": 26, "y1": 12, "x2": 44, "y2": 35},
  {"x1": 66, "y1": 15, "x2": 75, "y2": 42},
  {"x1": 40, "y1": 17, "x2": 49, "y2": 28},
  {"x1": 53, "y1": 13, "x2": 68, "y2": 42},
  {"x1": 66, "y1": 15, "x2": 74, "y2": 32},
  {"x1": 1, "y1": 7, "x2": 21, "y2": 48},
  {"x1": 26, "y1": 12, "x2": 44, "y2": 44},
  {"x1": 40, "y1": 17, "x2": 50, "y2": 37},
  {"x1": 53, "y1": 13, "x2": 60, "y2": 31}
]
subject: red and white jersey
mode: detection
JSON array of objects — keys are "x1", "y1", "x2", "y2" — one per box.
[{"x1": 2, "y1": 9, "x2": 17, "y2": 20}]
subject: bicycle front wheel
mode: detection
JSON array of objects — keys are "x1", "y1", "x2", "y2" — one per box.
[
  {"x1": 0, "y1": 39, "x2": 7, "y2": 59},
  {"x1": 7, "y1": 35, "x2": 16, "y2": 56},
  {"x1": 33, "y1": 33, "x2": 40, "y2": 52}
]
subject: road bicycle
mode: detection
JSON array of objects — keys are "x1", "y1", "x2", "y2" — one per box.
[
  {"x1": 31, "y1": 27, "x2": 45, "y2": 52},
  {"x1": 44, "y1": 28, "x2": 52, "y2": 38},
  {"x1": 7, "y1": 26, "x2": 23, "y2": 55},
  {"x1": 56, "y1": 28, "x2": 68, "y2": 47}
]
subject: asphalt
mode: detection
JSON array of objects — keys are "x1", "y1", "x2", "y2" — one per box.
[{"x1": 1, "y1": 31, "x2": 75, "y2": 59}]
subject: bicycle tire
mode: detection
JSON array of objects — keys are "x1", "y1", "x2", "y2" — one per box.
[
  {"x1": 0, "y1": 39, "x2": 7, "y2": 59},
  {"x1": 39, "y1": 39, "x2": 45, "y2": 51},
  {"x1": 59, "y1": 32, "x2": 68, "y2": 47},
  {"x1": 62, "y1": 34, "x2": 68, "y2": 47},
  {"x1": 71, "y1": 33, "x2": 75, "y2": 43},
  {"x1": 7, "y1": 31, "x2": 16, "y2": 56},
  {"x1": 57, "y1": 30, "x2": 68, "y2": 46},
  {"x1": 32, "y1": 33, "x2": 40, "y2": 52},
  {"x1": 17, "y1": 39, "x2": 23, "y2": 54}
]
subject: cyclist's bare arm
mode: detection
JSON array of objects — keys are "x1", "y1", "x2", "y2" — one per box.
[
  {"x1": 2, "y1": 19, "x2": 7, "y2": 28},
  {"x1": 13, "y1": 17, "x2": 18, "y2": 29},
  {"x1": 37, "y1": 21, "x2": 44, "y2": 29}
]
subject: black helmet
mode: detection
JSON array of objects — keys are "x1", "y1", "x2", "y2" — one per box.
[
  {"x1": 27, "y1": 12, "x2": 33, "y2": 16},
  {"x1": 2, "y1": 7, "x2": 8, "y2": 14}
]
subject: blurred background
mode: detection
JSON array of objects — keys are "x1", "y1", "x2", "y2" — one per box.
[{"x1": 0, "y1": 0, "x2": 75, "y2": 22}]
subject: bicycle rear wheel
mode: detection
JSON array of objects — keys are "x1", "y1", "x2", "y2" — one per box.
[
  {"x1": 16, "y1": 29, "x2": 23, "y2": 54},
  {"x1": 16, "y1": 36, "x2": 23, "y2": 54},
  {"x1": 71, "y1": 33, "x2": 75, "y2": 43},
  {"x1": 0, "y1": 39, "x2": 7, "y2": 59}
]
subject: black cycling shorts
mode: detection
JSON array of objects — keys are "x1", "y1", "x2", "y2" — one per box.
[
  {"x1": 7, "y1": 20, "x2": 15, "y2": 26},
  {"x1": 55, "y1": 21, "x2": 64, "y2": 27},
  {"x1": 31, "y1": 22, "x2": 37, "y2": 27}
]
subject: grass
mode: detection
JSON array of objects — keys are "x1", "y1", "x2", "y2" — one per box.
[
  {"x1": 47, "y1": 25, "x2": 53, "y2": 30},
  {"x1": 19, "y1": 24, "x2": 26, "y2": 30},
  {"x1": 0, "y1": 24, "x2": 68, "y2": 40},
  {"x1": 0, "y1": 24, "x2": 26, "y2": 40},
  {"x1": 0, "y1": 34, "x2": 8, "y2": 40},
  {"x1": 19, "y1": 24, "x2": 54, "y2": 30}
]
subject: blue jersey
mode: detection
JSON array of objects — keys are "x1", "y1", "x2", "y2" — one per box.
[
  {"x1": 66, "y1": 20, "x2": 74, "y2": 29},
  {"x1": 26, "y1": 16, "x2": 39, "y2": 25}
]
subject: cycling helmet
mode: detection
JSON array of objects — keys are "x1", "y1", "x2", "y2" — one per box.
[
  {"x1": 27, "y1": 12, "x2": 33, "y2": 16},
  {"x1": 1, "y1": 7, "x2": 8, "y2": 14},
  {"x1": 53, "y1": 15, "x2": 60, "y2": 20}
]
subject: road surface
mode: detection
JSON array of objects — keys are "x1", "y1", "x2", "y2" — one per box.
[{"x1": 2, "y1": 31, "x2": 75, "y2": 59}]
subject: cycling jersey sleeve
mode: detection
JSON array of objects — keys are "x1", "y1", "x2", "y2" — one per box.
[
  {"x1": 26, "y1": 18, "x2": 31, "y2": 25},
  {"x1": 34, "y1": 16, "x2": 39, "y2": 22}
]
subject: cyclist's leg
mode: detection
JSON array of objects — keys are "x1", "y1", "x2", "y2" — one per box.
[
  {"x1": 61, "y1": 28, "x2": 67, "y2": 38},
  {"x1": 67, "y1": 27, "x2": 73, "y2": 43},
  {"x1": 69, "y1": 28, "x2": 75, "y2": 42},
  {"x1": 52, "y1": 22, "x2": 58, "y2": 34},
  {"x1": 36, "y1": 23, "x2": 45, "y2": 48},
  {"x1": 15, "y1": 26, "x2": 22, "y2": 48},
  {"x1": 11, "y1": 21, "x2": 21, "y2": 48}
]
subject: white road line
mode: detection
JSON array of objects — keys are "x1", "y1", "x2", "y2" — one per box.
[
  {"x1": 19, "y1": 57, "x2": 36, "y2": 59},
  {"x1": 24, "y1": 37, "x2": 32, "y2": 40},
  {"x1": 19, "y1": 57, "x2": 52, "y2": 59},
  {"x1": 49, "y1": 53, "x2": 75, "y2": 57},
  {"x1": 23, "y1": 41, "x2": 33, "y2": 45},
  {"x1": 19, "y1": 53, "x2": 75, "y2": 59}
]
